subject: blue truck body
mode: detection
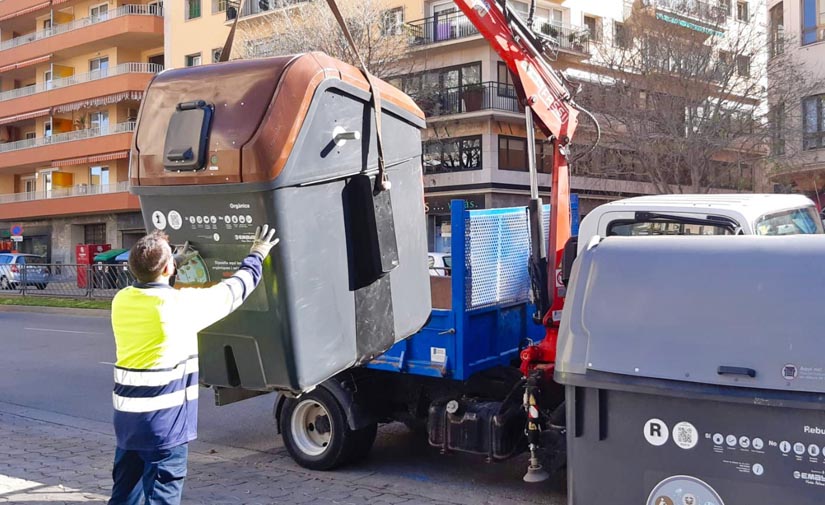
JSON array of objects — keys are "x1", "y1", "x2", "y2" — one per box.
[{"x1": 367, "y1": 197, "x2": 579, "y2": 381}]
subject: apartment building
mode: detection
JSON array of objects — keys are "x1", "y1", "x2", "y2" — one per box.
[
  {"x1": 0, "y1": 0, "x2": 164, "y2": 261},
  {"x1": 767, "y1": 0, "x2": 825, "y2": 207},
  {"x1": 170, "y1": 0, "x2": 765, "y2": 251}
]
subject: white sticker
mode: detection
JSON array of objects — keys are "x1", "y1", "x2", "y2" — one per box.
[
  {"x1": 168, "y1": 211, "x2": 182, "y2": 230},
  {"x1": 430, "y1": 347, "x2": 446, "y2": 364},
  {"x1": 213, "y1": 233, "x2": 221, "y2": 242},
  {"x1": 752, "y1": 463, "x2": 764, "y2": 476},
  {"x1": 644, "y1": 418, "x2": 669, "y2": 447},
  {"x1": 739, "y1": 436, "x2": 751, "y2": 449},
  {"x1": 752, "y1": 437, "x2": 764, "y2": 450},
  {"x1": 780, "y1": 440, "x2": 791, "y2": 453},
  {"x1": 726, "y1": 434, "x2": 737, "y2": 447},
  {"x1": 555, "y1": 268, "x2": 564, "y2": 287},
  {"x1": 552, "y1": 310, "x2": 563, "y2": 322},
  {"x1": 712, "y1": 433, "x2": 724, "y2": 445},
  {"x1": 151, "y1": 211, "x2": 167, "y2": 230}
]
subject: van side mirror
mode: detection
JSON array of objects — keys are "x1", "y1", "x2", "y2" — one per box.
[{"x1": 561, "y1": 236, "x2": 578, "y2": 287}]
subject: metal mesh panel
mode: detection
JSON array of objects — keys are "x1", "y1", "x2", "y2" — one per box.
[
  {"x1": 0, "y1": 263, "x2": 135, "y2": 299},
  {"x1": 465, "y1": 207, "x2": 532, "y2": 309}
]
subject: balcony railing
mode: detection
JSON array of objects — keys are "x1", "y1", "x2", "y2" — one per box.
[
  {"x1": 0, "y1": 122, "x2": 136, "y2": 154},
  {"x1": 0, "y1": 5, "x2": 162, "y2": 53},
  {"x1": 407, "y1": 11, "x2": 480, "y2": 46},
  {"x1": 0, "y1": 181, "x2": 130, "y2": 205},
  {"x1": 0, "y1": 63, "x2": 162, "y2": 103},
  {"x1": 235, "y1": 0, "x2": 312, "y2": 18},
  {"x1": 641, "y1": 0, "x2": 727, "y2": 26},
  {"x1": 416, "y1": 81, "x2": 524, "y2": 118},
  {"x1": 537, "y1": 23, "x2": 591, "y2": 54}
]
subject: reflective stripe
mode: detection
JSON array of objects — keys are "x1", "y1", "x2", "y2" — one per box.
[
  {"x1": 113, "y1": 385, "x2": 199, "y2": 413},
  {"x1": 113, "y1": 357, "x2": 199, "y2": 387}
]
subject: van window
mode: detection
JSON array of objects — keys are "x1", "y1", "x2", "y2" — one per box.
[
  {"x1": 0, "y1": 256, "x2": 12, "y2": 264},
  {"x1": 608, "y1": 221, "x2": 733, "y2": 236},
  {"x1": 755, "y1": 207, "x2": 823, "y2": 235}
]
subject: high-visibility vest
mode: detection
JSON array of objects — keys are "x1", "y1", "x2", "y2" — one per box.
[{"x1": 110, "y1": 254, "x2": 262, "y2": 451}]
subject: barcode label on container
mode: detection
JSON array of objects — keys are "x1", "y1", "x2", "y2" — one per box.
[{"x1": 430, "y1": 347, "x2": 447, "y2": 364}]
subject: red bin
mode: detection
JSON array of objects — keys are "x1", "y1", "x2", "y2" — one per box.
[{"x1": 76, "y1": 244, "x2": 110, "y2": 288}]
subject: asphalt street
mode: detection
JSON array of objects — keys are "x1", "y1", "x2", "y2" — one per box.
[{"x1": 0, "y1": 310, "x2": 565, "y2": 504}]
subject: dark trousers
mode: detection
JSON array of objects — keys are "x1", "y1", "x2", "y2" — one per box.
[{"x1": 108, "y1": 444, "x2": 188, "y2": 505}]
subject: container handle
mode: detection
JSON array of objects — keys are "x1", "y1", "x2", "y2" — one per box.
[{"x1": 717, "y1": 366, "x2": 756, "y2": 378}]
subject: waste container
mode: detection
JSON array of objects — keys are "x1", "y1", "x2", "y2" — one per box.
[
  {"x1": 76, "y1": 244, "x2": 110, "y2": 288},
  {"x1": 92, "y1": 248, "x2": 129, "y2": 289},
  {"x1": 130, "y1": 52, "x2": 430, "y2": 394},
  {"x1": 556, "y1": 235, "x2": 825, "y2": 505}
]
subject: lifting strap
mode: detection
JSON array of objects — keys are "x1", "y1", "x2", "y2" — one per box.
[{"x1": 324, "y1": 0, "x2": 389, "y2": 192}]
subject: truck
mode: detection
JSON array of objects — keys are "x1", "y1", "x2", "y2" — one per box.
[{"x1": 128, "y1": 0, "x2": 825, "y2": 491}]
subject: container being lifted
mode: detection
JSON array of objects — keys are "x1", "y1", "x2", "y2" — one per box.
[{"x1": 129, "y1": 52, "x2": 431, "y2": 394}]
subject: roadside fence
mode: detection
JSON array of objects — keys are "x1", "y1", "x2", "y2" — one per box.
[{"x1": 0, "y1": 263, "x2": 135, "y2": 299}]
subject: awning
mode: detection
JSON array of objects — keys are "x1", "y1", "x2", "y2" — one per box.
[
  {"x1": 0, "y1": 54, "x2": 52, "y2": 73},
  {"x1": 52, "y1": 151, "x2": 130, "y2": 168},
  {"x1": 52, "y1": 91, "x2": 143, "y2": 113},
  {"x1": 0, "y1": 108, "x2": 51, "y2": 126},
  {"x1": 0, "y1": 1, "x2": 50, "y2": 21},
  {"x1": 50, "y1": 0, "x2": 72, "y2": 4}
]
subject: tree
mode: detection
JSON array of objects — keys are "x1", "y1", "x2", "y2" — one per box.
[
  {"x1": 233, "y1": 0, "x2": 413, "y2": 79},
  {"x1": 571, "y1": 0, "x2": 815, "y2": 194}
]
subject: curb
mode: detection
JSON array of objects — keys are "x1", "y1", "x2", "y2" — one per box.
[{"x1": 0, "y1": 304, "x2": 111, "y2": 318}]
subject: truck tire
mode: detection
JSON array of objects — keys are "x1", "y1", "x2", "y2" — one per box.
[{"x1": 280, "y1": 387, "x2": 362, "y2": 470}]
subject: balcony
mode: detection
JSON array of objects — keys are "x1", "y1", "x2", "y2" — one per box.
[
  {"x1": 406, "y1": 11, "x2": 480, "y2": 46},
  {"x1": 418, "y1": 81, "x2": 524, "y2": 119},
  {"x1": 231, "y1": 0, "x2": 312, "y2": 19},
  {"x1": 629, "y1": 0, "x2": 726, "y2": 37},
  {"x1": 0, "y1": 5, "x2": 163, "y2": 69},
  {"x1": 0, "y1": 63, "x2": 160, "y2": 118},
  {"x1": 0, "y1": 182, "x2": 140, "y2": 220},
  {"x1": 0, "y1": 122, "x2": 135, "y2": 170}
]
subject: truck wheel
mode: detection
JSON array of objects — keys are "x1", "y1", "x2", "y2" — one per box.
[{"x1": 280, "y1": 388, "x2": 358, "y2": 471}]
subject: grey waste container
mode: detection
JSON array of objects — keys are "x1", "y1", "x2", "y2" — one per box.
[
  {"x1": 130, "y1": 52, "x2": 431, "y2": 394},
  {"x1": 556, "y1": 235, "x2": 825, "y2": 505}
]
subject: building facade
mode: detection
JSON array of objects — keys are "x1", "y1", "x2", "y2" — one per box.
[
  {"x1": 167, "y1": 0, "x2": 768, "y2": 252},
  {"x1": 0, "y1": 0, "x2": 164, "y2": 261},
  {"x1": 767, "y1": 0, "x2": 825, "y2": 208}
]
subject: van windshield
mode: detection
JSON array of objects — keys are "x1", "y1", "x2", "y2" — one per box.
[
  {"x1": 608, "y1": 221, "x2": 734, "y2": 236},
  {"x1": 755, "y1": 207, "x2": 824, "y2": 235}
]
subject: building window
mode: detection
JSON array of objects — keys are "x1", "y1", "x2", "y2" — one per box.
[
  {"x1": 90, "y1": 166, "x2": 110, "y2": 189},
  {"x1": 736, "y1": 55, "x2": 750, "y2": 76},
  {"x1": 90, "y1": 3, "x2": 109, "y2": 21},
  {"x1": 185, "y1": 53, "x2": 202, "y2": 67},
  {"x1": 769, "y1": 3, "x2": 784, "y2": 58},
  {"x1": 213, "y1": 0, "x2": 228, "y2": 13},
  {"x1": 719, "y1": 0, "x2": 731, "y2": 16},
  {"x1": 25, "y1": 132, "x2": 36, "y2": 140},
  {"x1": 497, "y1": 62, "x2": 516, "y2": 97},
  {"x1": 423, "y1": 136, "x2": 482, "y2": 174},
  {"x1": 381, "y1": 7, "x2": 404, "y2": 36},
  {"x1": 803, "y1": 94, "x2": 825, "y2": 150},
  {"x1": 89, "y1": 57, "x2": 109, "y2": 77},
  {"x1": 583, "y1": 15, "x2": 601, "y2": 42},
  {"x1": 90, "y1": 111, "x2": 109, "y2": 131},
  {"x1": 498, "y1": 136, "x2": 553, "y2": 173},
  {"x1": 736, "y1": 1, "x2": 748, "y2": 22},
  {"x1": 84, "y1": 224, "x2": 107, "y2": 244},
  {"x1": 186, "y1": 0, "x2": 201, "y2": 20},
  {"x1": 769, "y1": 103, "x2": 785, "y2": 156},
  {"x1": 802, "y1": 0, "x2": 825, "y2": 45},
  {"x1": 614, "y1": 21, "x2": 630, "y2": 49}
]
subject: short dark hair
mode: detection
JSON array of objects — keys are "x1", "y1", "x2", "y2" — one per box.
[{"x1": 128, "y1": 230, "x2": 172, "y2": 283}]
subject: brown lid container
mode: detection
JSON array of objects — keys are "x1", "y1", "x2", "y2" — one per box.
[{"x1": 131, "y1": 52, "x2": 423, "y2": 187}]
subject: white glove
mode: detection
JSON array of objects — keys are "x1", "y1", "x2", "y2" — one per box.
[{"x1": 249, "y1": 224, "x2": 279, "y2": 258}]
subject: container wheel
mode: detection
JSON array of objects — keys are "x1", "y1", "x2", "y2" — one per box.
[{"x1": 280, "y1": 387, "x2": 361, "y2": 471}]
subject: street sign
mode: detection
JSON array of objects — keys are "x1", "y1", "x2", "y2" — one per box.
[
  {"x1": 11, "y1": 235, "x2": 22, "y2": 242},
  {"x1": 10, "y1": 224, "x2": 23, "y2": 236}
]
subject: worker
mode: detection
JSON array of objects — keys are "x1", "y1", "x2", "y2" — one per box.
[{"x1": 107, "y1": 224, "x2": 279, "y2": 505}]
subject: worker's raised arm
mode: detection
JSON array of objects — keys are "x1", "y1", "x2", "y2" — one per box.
[{"x1": 180, "y1": 225, "x2": 279, "y2": 332}]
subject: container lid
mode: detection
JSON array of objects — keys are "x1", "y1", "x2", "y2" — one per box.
[
  {"x1": 131, "y1": 52, "x2": 423, "y2": 187},
  {"x1": 93, "y1": 248, "x2": 129, "y2": 262},
  {"x1": 556, "y1": 235, "x2": 825, "y2": 394}
]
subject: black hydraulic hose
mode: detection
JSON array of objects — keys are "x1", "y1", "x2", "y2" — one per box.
[{"x1": 569, "y1": 102, "x2": 601, "y2": 163}]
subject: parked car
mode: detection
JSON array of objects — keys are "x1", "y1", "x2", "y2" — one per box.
[
  {"x1": 428, "y1": 252, "x2": 451, "y2": 276},
  {"x1": 0, "y1": 253, "x2": 50, "y2": 290}
]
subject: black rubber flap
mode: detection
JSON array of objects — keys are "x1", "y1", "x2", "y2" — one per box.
[{"x1": 343, "y1": 174, "x2": 399, "y2": 290}]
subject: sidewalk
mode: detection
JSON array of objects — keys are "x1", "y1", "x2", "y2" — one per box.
[{"x1": 0, "y1": 401, "x2": 561, "y2": 505}]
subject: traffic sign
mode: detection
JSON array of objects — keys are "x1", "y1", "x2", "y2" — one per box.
[
  {"x1": 11, "y1": 235, "x2": 22, "y2": 242},
  {"x1": 10, "y1": 224, "x2": 23, "y2": 236}
]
